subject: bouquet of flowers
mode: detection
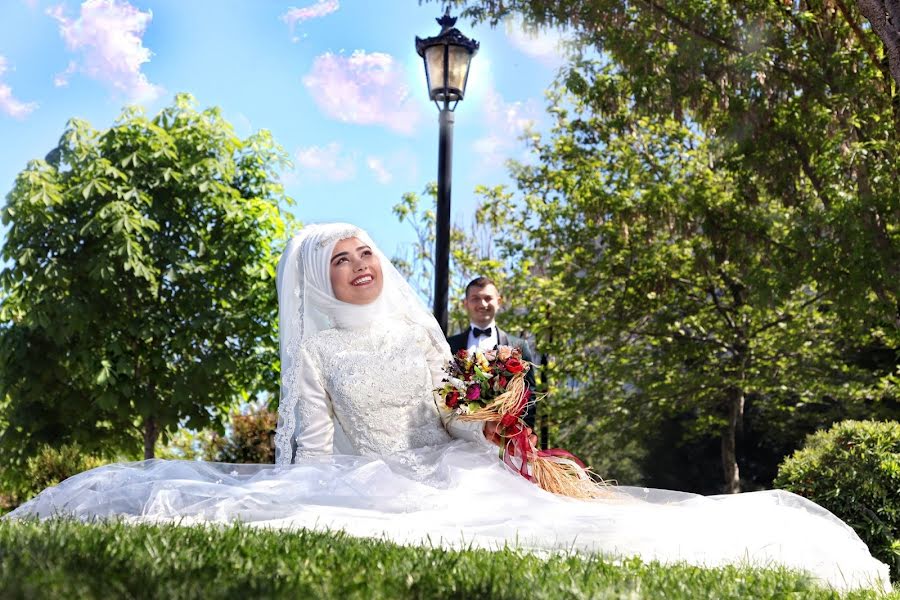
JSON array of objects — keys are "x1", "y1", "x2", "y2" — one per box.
[{"x1": 436, "y1": 346, "x2": 605, "y2": 499}]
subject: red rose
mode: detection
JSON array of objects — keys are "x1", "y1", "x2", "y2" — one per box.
[
  {"x1": 465, "y1": 385, "x2": 481, "y2": 401},
  {"x1": 505, "y1": 357, "x2": 524, "y2": 374},
  {"x1": 445, "y1": 391, "x2": 460, "y2": 408},
  {"x1": 455, "y1": 349, "x2": 469, "y2": 360},
  {"x1": 498, "y1": 376, "x2": 508, "y2": 389}
]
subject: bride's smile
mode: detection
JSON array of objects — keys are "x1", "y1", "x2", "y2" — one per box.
[{"x1": 329, "y1": 237, "x2": 384, "y2": 305}]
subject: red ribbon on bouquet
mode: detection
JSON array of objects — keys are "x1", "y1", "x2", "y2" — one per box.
[
  {"x1": 442, "y1": 349, "x2": 604, "y2": 498},
  {"x1": 501, "y1": 425, "x2": 588, "y2": 480},
  {"x1": 497, "y1": 388, "x2": 590, "y2": 483}
]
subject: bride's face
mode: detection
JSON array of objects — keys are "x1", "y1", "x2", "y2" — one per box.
[{"x1": 329, "y1": 237, "x2": 384, "y2": 305}]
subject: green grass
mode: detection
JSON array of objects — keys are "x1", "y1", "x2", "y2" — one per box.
[{"x1": 0, "y1": 520, "x2": 896, "y2": 599}]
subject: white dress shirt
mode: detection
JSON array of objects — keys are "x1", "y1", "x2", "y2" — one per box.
[{"x1": 466, "y1": 321, "x2": 499, "y2": 355}]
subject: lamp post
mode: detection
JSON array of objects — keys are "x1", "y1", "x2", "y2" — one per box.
[{"x1": 416, "y1": 10, "x2": 479, "y2": 334}]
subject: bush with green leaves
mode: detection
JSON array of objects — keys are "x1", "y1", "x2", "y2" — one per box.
[
  {"x1": 775, "y1": 420, "x2": 900, "y2": 578},
  {"x1": 155, "y1": 427, "x2": 224, "y2": 462},
  {"x1": 156, "y1": 404, "x2": 276, "y2": 465},
  {"x1": 15, "y1": 444, "x2": 106, "y2": 503},
  {"x1": 215, "y1": 405, "x2": 276, "y2": 464}
]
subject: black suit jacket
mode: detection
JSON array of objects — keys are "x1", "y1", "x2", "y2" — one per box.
[{"x1": 447, "y1": 327, "x2": 537, "y2": 428}]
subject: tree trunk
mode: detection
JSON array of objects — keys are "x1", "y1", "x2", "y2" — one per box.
[
  {"x1": 721, "y1": 386, "x2": 744, "y2": 494},
  {"x1": 143, "y1": 415, "x2": 158, "y2": 460},
  {"x1": 856, "y1": 0, "x2": 900, "y2": 90}
]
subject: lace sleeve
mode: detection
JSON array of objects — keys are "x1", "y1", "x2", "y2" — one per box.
[{"x1": 275, "y1": 344, "x2": 335, "y2": 463}]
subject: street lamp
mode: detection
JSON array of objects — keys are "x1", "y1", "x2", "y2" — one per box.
[{"x1": 416, "y1": 9, "x2": 479, "y2": 334}]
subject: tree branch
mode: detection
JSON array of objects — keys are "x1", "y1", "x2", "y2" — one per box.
[
  {"x1": 636, "y1": 0, "x2": 814, "y2": 88},
  {"x1": 628, "y1": 328, "x2": 726, "y2": 347},
  {"x1": 708, "y1": 283, "x2": 738, "y2": 331},
  {"x1": 749, "y1": 290, "x2": 830, "y2": 337},
  {"x1": 783, "y1": 135, "x2": 832, "y2": 211},
  {"x1": 638, "y1": 0, "x2": 742, "y2": 54},
  {"x1": 834, "y1": 0, "x2": 894, "y2": 90}
]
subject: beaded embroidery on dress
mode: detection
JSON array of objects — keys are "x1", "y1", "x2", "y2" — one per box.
[{"x1": 299, "y1": 322, "x2": 452, "y2": 458}]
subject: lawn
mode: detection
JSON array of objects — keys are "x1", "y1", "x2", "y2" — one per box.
[{"x1": 0, "y1": 519, "x2": 895, "y2": 599}]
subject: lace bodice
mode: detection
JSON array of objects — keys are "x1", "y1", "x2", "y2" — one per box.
[{"x1": 275, "y1": 319, "x2": 484, "y2": 463}]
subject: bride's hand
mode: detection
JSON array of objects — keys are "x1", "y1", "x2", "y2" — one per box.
[
  {"x1": 483, "y1": 422, "x2": 503, "y2": 446},
  {"x1": 483, "y1": 422, "x2": 539, "y2": 448}
]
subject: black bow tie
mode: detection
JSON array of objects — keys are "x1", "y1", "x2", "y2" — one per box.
[{"x1": 472, "y1": 326, "x2": 492, "y2": 337}]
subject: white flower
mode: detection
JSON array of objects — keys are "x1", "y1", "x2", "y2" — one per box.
[{"x1": 447, "y1": 376, "x2": 467, "y2": 391}]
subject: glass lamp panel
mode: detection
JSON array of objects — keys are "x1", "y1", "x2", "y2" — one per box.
[
  {"x1": 446, "y1": 45, "x2": 472, "y2": 98},
  {"x1": 424, "y1": 45, "x2": 447, "y2": 100}
]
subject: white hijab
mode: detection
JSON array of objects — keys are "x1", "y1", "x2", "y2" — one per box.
[{"x1": 275, "y1": 223, "x2": 451, "y2": 462}]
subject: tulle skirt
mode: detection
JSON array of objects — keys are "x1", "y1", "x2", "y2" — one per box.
[{"x1": 6, "y1": 440, "x2": 891, "y2": 593}]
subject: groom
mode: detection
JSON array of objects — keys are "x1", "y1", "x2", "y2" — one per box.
[{"x1": 447, "y1": 277, "x2": 537, "y2": 429}]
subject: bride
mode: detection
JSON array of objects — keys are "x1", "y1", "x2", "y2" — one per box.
[{"x1": 7, "y1": 223, "x2": 892, "y2": 593}]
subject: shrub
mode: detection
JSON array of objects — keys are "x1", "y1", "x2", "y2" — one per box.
[
  {"x1": 19, "y1": 443, "x2": 106, "y2": 503},
  {"x1": 154, "y1": 405, "x2": 276, "y2": 465},
  {"x1": 156, "y1": 428, "x2": 224, "y2": 461},
  {"x1": 216, "y1": 406, "x2": 277, "y2": 464},
  {"x1": 775, "y1": 419, "x2": 900, "y2": 578}
]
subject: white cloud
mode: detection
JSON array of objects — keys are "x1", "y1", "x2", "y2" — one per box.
[
  {"x1": 53, "y1": 60, "x2": 77, "y2": 87},
  {"x1": 47, "y1": 0, "x2": 163, "y2": 102},
  {"x1": 366, "y1": 156, "x2": 392, "y2": 184},
  {"x1": 281, "y1": 0, "x2": 338, "y2": 30},
  {"x1": 303, "y1": 50, "x2": 422, "y2": 135},
  {"x1": 0, "y1": 56, "x2": 38, "y2": 119},
  {"x1": 295, "y1": 142, "x2": 356, "y2": 182},
  {"x1": 472, "y1": 82, "x2": 541, "y2": 166},
  {"x1": 504, "y1": 17, "x2": 567, "y2": 65}
]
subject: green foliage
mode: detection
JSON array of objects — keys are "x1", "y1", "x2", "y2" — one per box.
[
  {"x1": 214, "y1": 404, "x2": 276, "y2": 464},
  {"x1": 2, "y1": 519, "x2": 893, "y2": 598},
  {"x1": 0, "y1": 94, "x2": 293, "y2": 467},
  {"x1": 445, "y1": 0, "x2": 900, "y2": 336},
  {"x1": 463, "y1": 64, "x2": 895, "y2": 492},
  {"x1": 775, "y1": 419, "x2": 900, "y2": 578},
  {"x1": 392, "y1": 185, "x2": 507, "y2": 335},
  {"x1": 438, "y1": 0, "x2": 900, "y2": 493},
  {"x1": 23, "y1": 444, "x2": 106, "y2": 501},
  {"x1": 155, "y1": 426, "x2": 224, "y2": 462},
  {"x1": 156, "y1": 403, "x2": 277, "y2": 464},
  {"x1": 0, "y1": 443, "x2": 108, "y2": 509}
]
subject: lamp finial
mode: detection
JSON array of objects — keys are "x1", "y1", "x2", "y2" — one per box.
[{"x1": 437, "y1": 8, "x2": 457, "y2": 31}]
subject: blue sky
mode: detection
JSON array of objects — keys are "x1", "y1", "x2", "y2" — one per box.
[{"x1": 0, "y1": 0, "x2": 566, "y2": 259}]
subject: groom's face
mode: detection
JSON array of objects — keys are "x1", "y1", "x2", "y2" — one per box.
[
  {"x1": 463, "y1": 284, "x2": 502, "y2": 328},
  {"x1": 329, "y1": 237, "x2": 384, "y2": 305}
]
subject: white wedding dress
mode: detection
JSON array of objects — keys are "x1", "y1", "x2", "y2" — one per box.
[{"x1": 7, "y1": 320, "x2": 892, "y2": 593}]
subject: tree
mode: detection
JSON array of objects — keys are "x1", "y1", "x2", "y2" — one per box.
[
  {"x1": 442, "y1": 0, "x2": 900, "y2": 337},
  {"x1": 469, "y1": 65, "x2": 893, "y2": 492},
  {"x1": 0, "y1": 94, "x2": 292, "y2": 468},
  {"x1": 392, "y1": 184, "x2": 505, "y2": 335}
]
